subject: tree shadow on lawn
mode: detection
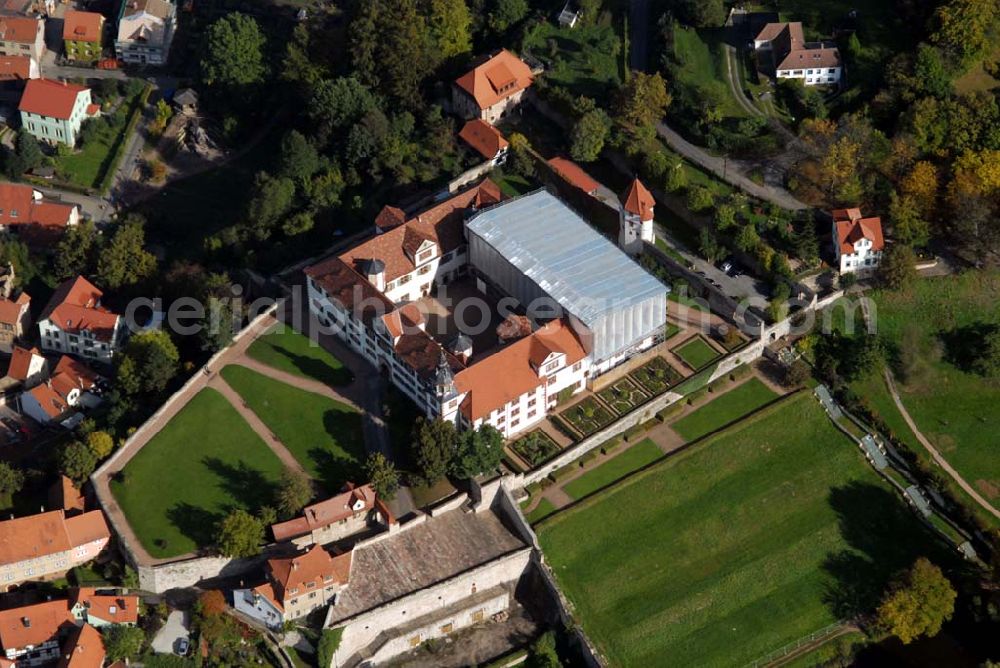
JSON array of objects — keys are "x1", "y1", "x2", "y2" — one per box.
[
  {"x1": 308, "y1": 444, "x2": 364, "y2": 495},
  {"x1": 263, "y1": 346, "x2": 354, "y2": 387},
  {"x1": 165, "y1": 502, "x2": 222, "y2": 554},
  {"x1": 940, "y1": 323, "x2": 998, "y2": 374},
  {"x1": 202, "y1": 457, "x2": 279, "y2": 511},
  {"x1": 822, "y1": 481, "x2": 960, "y2": 619}
]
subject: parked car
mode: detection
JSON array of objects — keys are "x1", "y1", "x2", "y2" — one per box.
[{"x1": 176, "y1": 638, "x2": 190, "y2": 656}]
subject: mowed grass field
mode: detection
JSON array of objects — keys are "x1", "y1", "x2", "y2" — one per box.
[
  {"x1": 563, "y1": 438, "x2": 662, "y2": 501},
  {"x1": 537, "y1": 393, "x2": 950, "y2": 667},
  {"x1": 671, "y1": 377, "x2": 778, "y2": 441},
  {"x1": 111, "y1": 388, "x2": 287, "y2": 558},
  {"x1": 220, "y1": 365, "x2": 366, "y2": 492},
  {"x1": 673, "y1": 336, "x2": 720, "y2": 369},
  {"x1": 246, "y1": 327, "x2": 353, "y2": 386}
]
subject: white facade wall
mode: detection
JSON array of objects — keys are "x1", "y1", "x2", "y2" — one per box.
[
  {"x1": 451, "y1": 87, "x2": 526, "y2": 124},
  {"x1": 835, "y1": 233, "x2": 882, "y2": 274},
  {"x1": 618, "y1": 210, "x2": 653, "y2": 256},
  {"x1": 382, "y1": 246, "x2": 467, "y2": 304},
  {"x1": 776, "y1": 65, "x2": 841, "y2": 85},
  {"x1": 38, "y1": 317, "x2": 121, "y2": 363},
  {"x1": 0, "y1": 535, "x2": 108, "y2": 587},
  {"x1": 4, "y1": 638, "x2": 61, "y2": 666}
]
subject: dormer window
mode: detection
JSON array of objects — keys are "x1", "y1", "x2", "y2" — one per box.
[{"x1": 417, "y1": 249, "x2": 433, "y2": 263}]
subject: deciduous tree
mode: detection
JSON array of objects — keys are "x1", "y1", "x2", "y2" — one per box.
[
  {"x1": 488, "y1": 0, "x2": 528, "y2": 33},
  {"x1": 570, "y1": 109, "x2": 611, "y2": 162},
  {"x1": 932, "y1": 0, "x2": 992, "y2": 70},
  {"x1": 59, "y1": 442, "x2": 97, "y2": 486},
  {"x1": 54, "y1": 221, "x2": 101, "y2": 279},
  {"x1": 102, "y1": 626, "x2": 146, "y2": 662},
  {"x1": 96, "y1": 216, "x2": 157, "y2": 289},
  {"x1": 201, "y1": 13, "x2": 267, "y2": 87},
  {"x1": 0, "y1": 461, "x2": 24, "y2": 499},
  {"x1": 116, "y1": 330, "x2": 180, "y2": 396},
  {"x1": 888, "y1": 192, "x2": 930, "y2": 247},
  {"x1": 877, "y1": 558, "x2": 956, "y2": 644},
  {"x1": 428, "y1": 0, "x2": 472, "y2": 58},
  {"x1": 878, "y1": 244, "x2": 918, "y2": 290},
  {"x1": 450, "y1": 425, "x2": 503, "y2": 479},
  {"x1": 86, "y1": 431, "x2": 115, "y2": 459},
  {"x1": 413, "y1": 418, "x2": 457, "y2": 484},
  {"x1": 364, "y1": 452, "x2": 400, "y2": 500},
  {"x1": 276, "y1": 469, "x2": 313, "y2": 519},
  {"x1": 216, "y1": 509, "x2": 265, "y2": 557}
]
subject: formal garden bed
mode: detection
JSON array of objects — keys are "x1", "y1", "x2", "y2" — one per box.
[
  {"x1": 628, "y1": 356, "x2": 684, "y2": 395},
  {"x1": 672, "y1": 335, "x2": 721, "y2": 370},
  {"x1": 510, "y1": 430, "x2": 561, "y2": 468},
  {"x1": 597, "y1": 377, "x2": 651, "y2": 415},
  {"x1": 560, "y1": 396, "x2": 617, "y2": 437}
]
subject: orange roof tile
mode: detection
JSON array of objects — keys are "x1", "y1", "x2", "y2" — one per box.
[
  {"x1": 0, "y1": 183, "x2": 76, "y2": 243},
  {"x1": 0, "y1": 510, "x2": 73, "y2": 565},
  {"x1": 338, "y1": 179, "x2": 501, "y2": 285},
  {"x1": 58, "y1": 623, "x2": 104, "y2": 668},
  {"x1": 374, "y1": 205, "x2": 406, "y2": 232},
  {"x1": 18, "y1": 79, "x2": 89, "y2": 120},
  {"x1": 454, "y1": 50, "x2": 533, "y2": 110},
  {"x1": 271, "y1": 484, "x2": 378, "y2": 542},
  {"x1": 267, "y1": 545, "x2": 351, "y2": 602},
  {"x1": 379, "y1": 303, "x2": 424, "y2": 340},
  {"x1": 0, "y1": 17, "x2": 41, "y2": 44},
  {"x1": 623, "y1": 178, "x2": 655, "y2": 222},
  {"x1": 63, "y1": 10, "x2": 104, "y2": 43},
  {"x1": 71, "y1": 588, "x2": 140, "y2": 625},
  {"x1": 548, "y1": 157, "x2": 600, "y2": 195},
  {"x1": 39, "y1": 276, "x2": 119, "y2": 342},
  {"x1": 50, "y1": 475, "x2": 86, "y2": 514},
  {"x1": 64, "y1": 510, "x2": 110, "y2": 547},
  {"x1": 0, "y1": 292, "x2": 29, "y2": 327},
  {"x1": 26, "y1": 382, "x2": 70, "y2": 419},
  {"x1": 0, "y1": 600, "x2": 73, "y2": 652},
  {"x1": 833, "y1": 208, "x2": 884, "y2": 253},
  {"x1": 459, "y1": 120, "x2": 508, "y2": 159},
  {"x1": 455, "y1": 319, "x2": 587, "y2": 421},
  {"x1": 49, "y1": 355, "x2": 100, "y2": 398},
  {"x1": 0, "y1": 55, "x2": 33, "y2": 81}
]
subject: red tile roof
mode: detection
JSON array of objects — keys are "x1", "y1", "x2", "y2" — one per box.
[
  {"x1": 0, "y1": 510, "x2": 73, "y2": 565},
  {"x1": 374, "y1": 205, "x2": 406, "y2": 233},
  {"x1": 63, "y1": 10, "x2": 104, "y2": 43},
  {"x1": 304, "y1": 257, "x2": 395, "y2": 327},
  {"x1": 459, "y1": 120, "x2": 508, "y2": 159},
  {"x1": 548, "y1": 157, "x2": 601, "y2": 195},
  {"x1": 455, "y1": 319, "x2": 587, "y2": 421},
  {"x1": 64, "y1": 510, "x2": 110, "y2": 547},
  {"x1": 39, "y1": 276, "x2": 119, "y2": 342},
  {"x1": 267, "y1": 545, "x2": 352, "y2": 602},
  {"x1": 18, "y1": 79, "x2": 89, "y2": 120},
  {"x1": 5, "y1": 345, "x2": 41, "y2": 382},
  {"x1": 0, "y1": 291, "x2": 29, "y2": 327},
  {"x1": 623, "y1": 178, "x2": 655, "y2": 222},
  {"x1": 50, "y1": 475, "x2": 86, "y2": 514},
  {"x1": 0, "y1": 17, "x2": 41, "y2": 44},
  {"x1": 454, "y1": 50, "x2": 533, "y2": 110},
  {"x1": 776, "y1": 45, "x2": 841, "y2": 71},
  {"x1": 338, "y1": 179, "x2": 501, "y2": 285},
  {"x1": 271, "y1": 483, "x2": 381, "y2": 542},
  {"x1": 58, "y1": 623, "x2": 104, "y2": 668},
  {"x1": 833, "y1": 208, "x2": 884, "y2": 253},
  {"x1": 0, "y1": 55, "x2": 33, "y2": 81},
  {"x1": 0, "y1": 600, "x2": 73, "y2": 652},
  {"x1": 0, "y1": 183, "x2": 77, "y2": 244},
  {"x1": 71, "y1": 588, "x2": 140, "y2": 625},
  {"x1": 50, "y1": 355, "x2": 101, "y2": 399}
]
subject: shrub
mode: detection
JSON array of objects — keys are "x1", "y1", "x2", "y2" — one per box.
[
  {"x1": 549, "y1": 465, "x2": 576, "y2": 483},
  {"x1": 579, "y1": 451, "x2": 601, "y2": 467},
  {"x1": 600, "y1": 437, "x2": 622, "y2": 455}
]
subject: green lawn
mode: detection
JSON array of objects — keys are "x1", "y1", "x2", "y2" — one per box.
[
  {"x1": 220, "y1": 365, "x2": 366, "y2": 492},
  {"x1": 521, "y1": 20, "x2": 623, "y2": 98},
  {"x1": 563, "y1": 439, "x2": 662, "y2": 501},
  {"x1": 56, "y1": 88, "x2": 145, "y2": 190},
  {"x1": 673, "y1": 25, "x2": 748, "y2": 119},
  {"x1": 673, "y1": 336, "x2": 720, "y2": 370},
  {"x1": 111, "y1": 388, "x2": 287, "y2": 558},
  {"x1": 538, "y1": 393, "x2": 952, "y2": 667},
  {"x1": 841, "y1": 271, "x2": 1000, "y2": 525},
  {"x1": 493, "y1": 171, "x2": 535, "y2": 198},
  {"x1": 671, "y1": 377, "x2": 778, "y2": 441},
  {"x1": 246, "y1": 327, "x2": 353, "y2": 386},
  {"x1": 524, "y1": 498, "x2": 558, "y2": 524}
]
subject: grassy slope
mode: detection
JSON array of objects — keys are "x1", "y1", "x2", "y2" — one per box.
[
  {"x1": 220, "y1": 365, "x2": 366, "y2": 492},
  {"x1": 246, "y1": 327, "x2": 353, "y2": 386},
  {"x1": 522, "y1": 21, "x2": 622, "y2": 99},
  {"x1": 111, "y1": 388, "x2": 286, "y2": 558},
  {"x1": 538, "y1": 393, "x2": 950, "y2": 667},
  {"x1": 673, "y1": 25, "x2": 747, "y2": 119},
  {"x1": 563, "y1": 439, "x2": 663, "y2": 500},
  {"x1": 671, "y1": 377, "x2": 778, "y2": 441}
]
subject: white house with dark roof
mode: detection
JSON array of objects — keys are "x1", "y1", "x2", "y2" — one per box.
[
  {"x1": 115, "y1": 0, "x2": 176, "y2": 65},
  {"x1": 754, "y1": 22, "x2": 842, "y2": 86}
]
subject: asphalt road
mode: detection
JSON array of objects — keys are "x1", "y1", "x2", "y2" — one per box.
[{"x1": 629, "y1": 0, "x2": 650, "y2": 71}]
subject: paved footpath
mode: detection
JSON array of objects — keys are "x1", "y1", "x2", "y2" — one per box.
[{"x1": 883, "y1": 369, "x2": 1000, "y2": 521}]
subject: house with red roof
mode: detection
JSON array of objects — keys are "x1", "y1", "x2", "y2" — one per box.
[
  {"x1": 547, "y1": 157, "x2": 601, "y2": 197},
  {"x1": 18, "y1": 78, "x2": 99, "y2": 146},
  {"x1": 63, "y1": 11, "x2": 105, "y2": 63},
  {"x1": 57, "y1": 623, "x2": 104, "y2": 668},
  {"x1": 2, "y1": 345, "x2": 45, "y2": 390},
  {"x1": 271, "y1": 483, "x2": 395, "y2": 547},
  {"x1": 0, "y1": 600, "x2": 74, "y2": 666},
  {"x1": 0, "y1": 55, "x2": 38, "y2": 85},
  {"x1": 619, "y1": 177, "x2": 655, "y2": 255},
  {"x1": 0, "y1": 183, "x2": 79, "y2": 247},
  {"x1": 458, "y1": 119, "x2": 508, "y2": 165},
  {"x1": 0, "y1": 292, "x2": 29, "y2": 353},
  {"x1": 233, "y1": 544, "x2": 352, "y2": 628},
  {"x1": 69, "y1": 588, "x2": 140, "y2": 628},
  {"x1": 37, "y1": 276, "x2": 123, "y2": 364},
  {"x1": 0, "y1": 17, "x2": 45, "y2": 63},
  {"x1": 832, "y1": 207, "x2": 884, "y2": 274},
  {"x1": 0, "y1": 509, "x2": 110, "y2": 588},
  {"x1": 753, "y1": 22, "x2": 841, "y2": 86},
  {"x1": 19, "y1": 354, "x2": 103, "y2": 425},
  {"x1": 452, "y1": 49, "x2": 533, "y2": 124}
]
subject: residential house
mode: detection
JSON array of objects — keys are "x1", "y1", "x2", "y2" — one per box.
[
  {"x1": 0, "y1": 600, "x2": 74, "y2": 667},
  {"x1": 48, "y1": 476, "x2": 86, "y2": 516},
  {"x1": 19, "y1": 79, "x2": 99, "y2": 146},
  {"x1": 452, "y1": 49, "x2": 533, "y2": 124},
  {"x1": 172, "y1": 87, "x2": 197, "y2": 114},
  {"x1": 0, "y1": 509, "x2": 110, "y2": 588},
  {"x1": 0, "y1": 183, "x2": 79, "y2": 246},
  {"x1": 0, "y1": 54, "x2": 37, "y2": 86},
  {"x1": 233, "y1": 544, "x2": 352, "y2": 628},
  {"x1": 57, "y1": 623, "x2": 103, "y2": 668},
  {"x1": 20, "y1": 354, "x2": 103, "y2": 424},
  {"x1": 271, "y1": 483, "x2": 395, "y2": 548},
  {"x1": 62, "y1": 11, "x2": 105, "y2": 63},
  {"x1": 115, "y1": 0, "x2": 176, "y2": 66},
  {"x1": 2, "y1": 346, "x2": 46, "y2": 389},
  {"x1": 753, "y1": 22, "x2": 841, "y2": 86},
  {"x1": 832, "y1": 207, "x2": 884, "y2": 274},
  {"x1": 0, "y1": 0, "x2": 55, "y2": 16},
  {"x1": 0, "y1": 293, "x2": 29, "y2": 353},
  {"x1": 458, "y1": 119, "x2": 508, "y2": 166},
  {"x1": 69, "y1": 589, "x2": 140, "y2": 628},
  {"x1": 547, "y1": 157, "x2": 600, "y2": 198},
  {"x1": 0, "y1": 18, "x2": 44, "y2": 63},
  {"x1": 618, "y1": 177, "x2": 655, "y2": 255},
  {"x1": 37, "y1": 276, "x2": 124, "y2": 363}
]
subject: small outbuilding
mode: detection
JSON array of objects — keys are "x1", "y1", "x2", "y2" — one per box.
[{"x1": 172, "y1": 87, "x2": 199, "y2": 114}]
